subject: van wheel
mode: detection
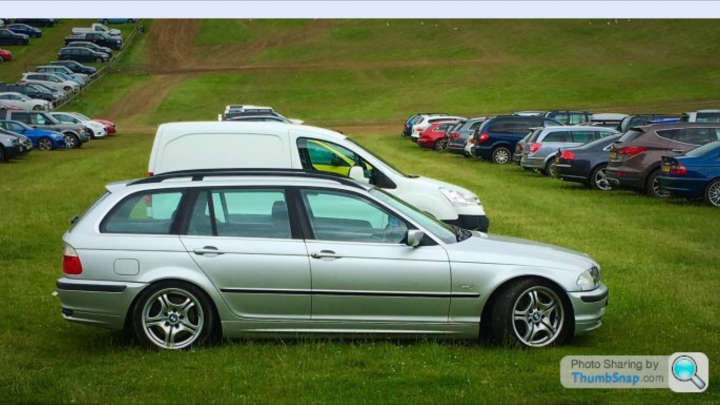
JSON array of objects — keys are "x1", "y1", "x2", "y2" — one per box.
[
  {"x1": 33, "y1": 104, "x2": 44, "y2": 111},
  {"x1": 491, "y1": 147, "x2": 512, "y2": 164},
  {"x1": 102, "y1": 19, "x2": 110, "y2": 25},
  {"x1": 646, "y1": 169, "x2": 670, "y2": 198},
  {"x1": 64, "y1": 86, "x2": 72, "y2": 92},
  {"x1": 491, "y1": 278, "x2": 571, "y2": 348},
  {"x1": 132, "y1": 281, "x2": 217, "y2": 350},
  {"x1": 705, "y1": 179, "x2": 720, "y2": 207}
]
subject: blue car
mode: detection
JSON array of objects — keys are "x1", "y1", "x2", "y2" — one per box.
[
  {"x1": 0, "y1": 120, "x2": 66, "y2": 151},
  {"x1": 7, "y1": 23, "x2": 42, "y2": 38},
  {"x1": 658, "y1": 140, "x2": 720, "y2": 207},
  {"x1": 471, "y1": 115, "x2": 563, "y2": 164},
  {"x1": 98, "y1": 18, "x2": 137, "y2": 24}
]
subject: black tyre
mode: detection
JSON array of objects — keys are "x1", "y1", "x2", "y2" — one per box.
[
  {"x1": 589, "y1": 164, "x2": 611, "y2": 191},
  {"x1": 0, "y1": 146, "x2": 5, "y2": 162},
  {"x1": 543, "y1": 159, "x2": 557, "y2": 178},
  {"x1": 37, "y1": 137, "x2": 54, "y2": 151},
  {"x1": 64, "y1": 133, "x2": 80, "y2": 149},
  {"x1": 434, "y1": 139, "x2": 447, "y2": 152},
  {"x1": 491, "y1": 278, "x2": 571, "y2": 348},
  {"x1": 704, "y1": 178, "x2": 720, "y2": 207},
  {"x1": 645, "y1": 169, "x2": 670, "y2": 198},
  {"x1": 491, "y1": 146, "x2": 512, "y2": 165},
  {"x1": 87, "y1": 129, "x2": 96, "y2": 139},
  {"x1": 32, "y1": 104, "x2": 44, "y2": 111},
  {"x1": 132, "y1": 280, "x2": 217, "y2": 350},
  {"x1": 95, "y1": 57, "x2": 103, "y2": 63}
]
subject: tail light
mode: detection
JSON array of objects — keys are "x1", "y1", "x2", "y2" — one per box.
[
  {"x1": 617, "y1": 146, "x2": 647, "y2": 157},
  {"x1": 560, "y1": 150, "x2": 575, "y2": 160},
  {"x1": 670, "y1": 161, "x2": 688, "y2": 176},
  {"x1": 477, "y1": 133, "x2": 490, "y2": 143},
  {"x1": 530, "y1": 143, "x2": 541, "y2": 154},
  {"x1": 63, "y1": 244, "x2": 82, "y2": 275},
  {"x1": 405, "y1": 124, "x2": 410, "y2": 130},
  {"x1": 451, "y1": 132, "x2": 460, "y2": 139},
  {"x1": 468, "y1": 138, "x2": 475, "y2": 145},
  {"x1": 147, "y1": 172, "x2": 153, "y2": 177}
]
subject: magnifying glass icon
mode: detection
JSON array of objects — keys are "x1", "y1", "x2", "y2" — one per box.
[{"x1": 672, "y1": 356, "x2": 706, "y2": 390}]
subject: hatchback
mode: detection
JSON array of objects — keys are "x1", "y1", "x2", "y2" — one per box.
[
  {"x1": 446, "y1": 118, "x2": 486, "y2": 156},
  {"x1": 417, "y1": 121, "x2": 457, "y2": 151},
  {"x1": 0, "y1": 119, "x2": 66, "y2": 151},
  {"x1": 555, "y1": 135, "x2": 622, "y2": 191},
  {"x1": 402, "y1": 112, "x2": 447, "y2": 137},
  {"x1": 606, "y1": 124, "x2": 720, "y2": 197},
  {"x1": 658, "y1": 141, "x2": 720, "y2": 207},
  {"x1": 57, "y1": 170, "x2": 608, "y2": 350},
  {"x1": 0, "y1": 48, "x2": 12, "y2": 63}
]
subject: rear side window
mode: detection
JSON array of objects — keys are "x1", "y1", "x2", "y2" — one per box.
[
  {"x1": 570, "y1": 131, "x2": 596, "y2": 143},
  {"x1": 619, "y1": 129, "x2": 646, "y2": 143},
  {"x1": 543, "y1": 131, "x2": 573, "y2": 142},
  {"x1": 102, "y1": 191, "x2": 183, "y2": 234},
  {"x1": 528, "y1": 128, "x2": 543, "y2": 142},
  {"x1": 487, "y1": 118, "x2": 513, "y2": 133},
  {"x1": 469, "y1": 121, "x2": 483, "y2": 130},
  {"x1": 696, "y1": 113, "x2": 720, "y2": 123}
]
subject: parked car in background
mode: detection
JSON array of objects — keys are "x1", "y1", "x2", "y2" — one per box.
[
  {"x1": 35, "y1": 70, "x2": 85, "y2": 88},
  {"x1": 617, "y1": 114, "x2": 680, "y2": 133},
  {"x1": 6, "y1": 23, "x2": 42, "y2": 38},
  {"x1": 221, "y1": 107, "x2": 301, "y2": 123},
  {"x1": 472, "y1": 115, "x2": 563, "y2": 164},
  {"x1": 658, "y1": 141, "x2": 720, "y2": 206},
  {"x1": 50, "y1": 112, "x2": 107, "y2": 138},
  {"x1": 513, "y1": 132, "x2": 533, "y2": 166},
  {"x1": 64, "y1": 32, "x2": 123, "y2": 50},
  {"x1": 402, "y1": 112, "x2": 447, "y2": 137},
  {"x1": 588, "y1": 113, "x2": 627, "y2": 128},
  {"x1": 0, "y1": 28, "x2": 29, "y2": 46},
  {"x1": 418, "y1": 121, "x2": 457, "y2": 151},
  {"x1": 50, "y1": 60, "x2": 98, "y2": 76},
  {"x1": 0, "y1": 48, "x2": 11, "y2": 63},
  {"x1": 411, "y1": 115, "x2": 465, "y2": 140},
  {"x1": 682, "y1": 109, "x2": 720, "y2": 124},
  {"x1": 544, "y1": 110, "x2": 592, "y2": 125},
  {"x1": 446, "y1": 118, "x2": 486, "y2": 156},
  {"x1": 0, "y1": 129, "x2": 29, "y2": 161},
  {"x1": 36, "y1": 65, "x2": 89, "y2": 84},
  {"x1": 148, "y1": 122, "x2": 490, "y2": 232},
  {"x1": 0, "y1": 119, "x2": 66, "y2": 151},
  {"x1": 24, "y1": 83, "x2": 67, "y2": 103},
  {"x1": 13, "y1": 19, "x2": 56, "y2": 27},
  {"x1": 606, "y1": 124, "x2": 720, "y2": 197},
  {"x1": 58, "y1": 47, "x2": 110, "y2": 63},
  {"x1": 226, "y1": 115, "x2": 292, "y2": 123},
  {"x1": 0, "y1": 92, "x2": 50, "y2": 111},
  {"x1": 555, "y1": 134, "x2": 622, "y2": 191},
  {"x1": 521, "y1": 126, "x2": 619, "y2": 176},
  {"x1": 0, "y1": 83, "x2": 63, "y2": 106},
  {"x1": 93, "y1": 118, "x2": 116, "y2": 135},
  {"x1": 0, "y1": 110, "x2": 90, "y2": 149},
  {"x1": 21, "y1": 73, "x2": 79, "y2": 93},
  {"x1": 98, "y1": 18, "x2": 137, "y2": 24},
  {"x1": 72, "y1": 23, "x2": 122, "y2": 38},
  {"x1": 57, "y1": 170, "x2": 606, "y2": 350},
  {"x1": 66, "y1": 41, "x2": 113, "y2": 56},
  {"x1": 513, "y1": 111, "x2": 545, "y2": 117}
]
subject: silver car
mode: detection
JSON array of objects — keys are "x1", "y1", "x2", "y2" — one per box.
[
  {"x1": 520, "y1": 126, "x2": 619, "y2": 176},
  {"x1": 57, "y1": 170, "x2": 608, "y2": 350}
]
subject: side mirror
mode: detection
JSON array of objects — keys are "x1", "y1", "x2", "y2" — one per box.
[
  {"x1": 406, "y1": 230, "x2": 424, "y2": 248},
  {"x1": 348, "y1": 165, "x2": 369, "y2": 183}
]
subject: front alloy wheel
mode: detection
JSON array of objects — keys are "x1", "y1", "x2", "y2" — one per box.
[
  {"x1": 38, "y1": 137, "x2": 53, "y2": 151},
  {"x1": 64, "y1": 134, "x2": 78, "y2": 149}
]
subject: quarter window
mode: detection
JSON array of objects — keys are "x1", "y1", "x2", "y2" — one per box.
[
  {"x1": 543, "y1": 131, "x2": 573, "y2": 142},
  {"x1": 102, "y1": 191, "x2": 183, "y2": 234}
]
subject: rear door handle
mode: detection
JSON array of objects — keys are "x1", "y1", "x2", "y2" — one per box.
[
  {"x1": 311, "y1": 250, "x2": 338, "y2": 259},
  {"x1": 672, "y1": 149, "x2": 685, "y2": 154},
  {"x1": 193, "y1": 246, "x2": 224, "y2": 255}
]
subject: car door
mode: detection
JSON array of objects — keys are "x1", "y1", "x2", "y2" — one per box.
[
  {"x1": 179, "y1": 187, "x2": 312, "y2": 320},
  {"x1": 298, "y1": 188, "x2": 451, "y2": 323}
]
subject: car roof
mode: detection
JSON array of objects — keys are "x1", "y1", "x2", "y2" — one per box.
[
  {"x1": 634, "y1": 123, "x2": 720, "y2": 131},
  {"x1": 156, "y1": 121, "x2": 347, "y2": 141},
  {"x1": 542, "y1": 125, "x2": 615, "y2": 131}
]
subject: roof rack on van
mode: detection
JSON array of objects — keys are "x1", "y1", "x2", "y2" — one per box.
[{"x1": 130, "y1": 168, "x2": 366, "y2": 189}]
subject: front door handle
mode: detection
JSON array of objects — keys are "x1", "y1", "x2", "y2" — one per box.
[
  {"x1": 671, "y1": 149, "x2": 685, "y2": 154},
  {"x1": 311, "y1": 250, "x2": 338, "y2": 259},
  {"x1": 193, "y1": 246, "x2": 224, "y2": 255}
]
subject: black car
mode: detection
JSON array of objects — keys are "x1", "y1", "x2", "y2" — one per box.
[
  {"x1": 58, "y1": 47, "x2": 110, "y2": 63},
  {"x1": 0, "y1": 83, "x2": 59, "y2": 105},
  {"x1": 64, "y1": 32, "x2": 122, "y2": 50},
  {"x1": 0, "y1": 29, "x2": 30, "y2": 46},
  {"x1": 50, "y1": 60, "x2": 98, "y2": 76},
  {"x1": 66, "y1": 41, "x2": 113, "y2": 56},
  {"x1": 6, "y1": 23, "x2": 43, "y2": 38},
  {"x1": 13, "y1": 18, "x2": 56, "y2": 27},
  {"x1": 554, "y1": 134, "x2": 621, "y2": 190}
]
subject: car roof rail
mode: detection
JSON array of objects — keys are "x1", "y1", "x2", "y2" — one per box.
[{"x1": 129, "y1": 168, "x2": 366, "y2": 189}]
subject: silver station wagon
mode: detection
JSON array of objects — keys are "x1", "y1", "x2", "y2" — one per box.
[{"x1": 57, "y1": 170, "x2": 608, "y2": 350}]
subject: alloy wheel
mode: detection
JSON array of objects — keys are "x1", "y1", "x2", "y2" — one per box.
[
  {"x1": 512, "y1": 286, "x2": 564, "y2": 347},
  {"x1": 707, "y1": 181, "x2": 720, "y2": 207},
  {"x1": 38, "y1": 138, "x2": 53, "y2": 151},
  {"x1": 493, "y1": 148, "x2": 510, "y2": 164},
  {"x1": 434, "y1": 140, "x2": 447, "y2": 152},
  {"x1": 141, "y1": 288, "x2": 205, "y2": 350},
  {"x1": 64, "y1": 134, "x2": 77, "y2": 149},
  {"x1": 652, "y1": 176, "x2": 670, "y2": 198},
  {"x1": 594, "y1": 167, "x2": 611, "y2": 191}
]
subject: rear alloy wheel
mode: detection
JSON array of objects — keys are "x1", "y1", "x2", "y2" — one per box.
[
  {"x1": 434, "y1": 139, "x2": 448, "y2": 152},
  {"x1": 132, "y1": 281, "x2": 217, "y2": 350},
  {"x1": 589, "y1": 165, "x2": 611, "y2": 191},
  {"x1": 64, "y1": 133, "x2": 79, "y2": 149},
  {"x1": 705, "y1": 179, "x2": 720, "y2": 207},
  {"x1": 64, "y1": 86, "x2": 73, "y2": 92},
  {"x1": 646, "y1": 170, "x2": 670, "y2": 198},
  {"x1": 491, "y1": 278, "x2": 570, "y2": 348},
  {"x1": 37, "y1": 137, "x2": 54, "y2": 151},
  {"x1": 544, "y1": 160, "x2": 558, "y2": 178},
  {"x1": 492, "y1": 147, "x2": 512, "y2": 164}
]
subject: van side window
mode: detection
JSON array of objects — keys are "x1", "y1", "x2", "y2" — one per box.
[
  {"x1": 297, "y1": 138, "x2": 369, "y2": 178},
  {"x1": 487, "y1": 119, "x2": 512, "y2": 133},
  {"x1": 102, "y1": 191, "x2": 183, "y2": 234}
]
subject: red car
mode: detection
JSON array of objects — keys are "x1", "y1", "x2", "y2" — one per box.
[
  {"x1": 417, "y1": 121, "x2": 458, "y2": 151},
  {"x1": 94, "y1": 119, "x2": 116, "y2": 135},
  {"x1": 0, "y1": 49, "x2": 12, "y2": 63}
]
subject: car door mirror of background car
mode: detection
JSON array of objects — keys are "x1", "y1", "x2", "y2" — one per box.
[
  {"x1": 348, "y1": 165, "x2": 369, "y2": 184},
  {"x1": 406, "y1": 229, "x2": 425, "y2": 248}
]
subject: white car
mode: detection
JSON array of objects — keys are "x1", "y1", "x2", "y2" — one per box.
[
  {"x1": 683, "y1": 109, "x2": 720, "y2": 123},
  {"x1": 72, "y1": 23, "x2": 122, "y2": 38},
  {"x1": 50, "y1": 112, "x2": 107, "y2": 138},
  {"x1": 21, "y1": 73, "x2": 79, "y2": 93},
  {"x1": 148, "y1": 122, "x2": 490, "y2": 232},
  {"x1": 411, "y1": 115, "x2": 466, "y2": 139},
  {"x1": 0, "y1": 92, "x2": 50, "y2": 111}
]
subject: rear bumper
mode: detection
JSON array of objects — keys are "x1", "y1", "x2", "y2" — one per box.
[
  {"x1": 56, "y1": 278, "x2": 147, "y2": 330},
  {"x1": 568, "y1": 284, "x2": 609, "y2": 335},
  {"x1": 444, "y1": 214, "x2": 490, "y2": 233},
  {"x1": 657, "y1": 176, "x2": 706, "y2": 198},
  {"x1": 555, "y1": 164, "x2": 588, "y2": 183},
  {"x1": 606, "y1": 168, "x2": 644, "y2": 189},
  {"x1": 520, "y1": 156, "x2": 545, "y2": 170}
]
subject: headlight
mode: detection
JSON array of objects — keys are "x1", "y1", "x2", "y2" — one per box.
[
  {"x1": 439, "y1": 187, "x2": 481, "y2": 207},
  {"x1": 576, "y1": 266, "x2": 601, "y2": 291}
]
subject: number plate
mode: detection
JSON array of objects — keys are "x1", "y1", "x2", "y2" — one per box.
[
  {"x1": 661, "y1": 165, "x2": 670, "y2": 173},
  {"x1": 610, "y1": 152, "x2": 617, "y2": 160}
]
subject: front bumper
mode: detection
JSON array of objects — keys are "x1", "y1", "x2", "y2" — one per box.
[
  {"x1": 568, "y1": 283, "x2": 609, "y2": 335},
  {"x1": 444, "y1": 214, "x2": 490, "y2": 233},
  {"x1": 56, "y1": 278, "x2": 147, "y2": 330}
]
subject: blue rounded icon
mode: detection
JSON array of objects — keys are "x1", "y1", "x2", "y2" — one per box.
[{"x1": 673, "y1": 357, "x2": 697, "y2": 381}]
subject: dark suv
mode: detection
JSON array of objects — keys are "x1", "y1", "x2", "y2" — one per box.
[
  {"x1": 50, "y1": 60, "x2": 98, "y2": 76},
  {"x1": 606, "y1": 124, "x2": 720, "y2": 197},
  {"x1": 64, "y1": 32, "x2": 123, "y2": 50},
  {"x1": 471, "y1": 115, "x2": 563, "y2": 164}
]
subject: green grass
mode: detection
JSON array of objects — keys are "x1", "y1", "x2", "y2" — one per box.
[
  {"x1": 195, "y1": 19, "x2": 255, "y2": 45},
  {"x1": 1, "y1": 18, "x2": 720, "y2": 404}
]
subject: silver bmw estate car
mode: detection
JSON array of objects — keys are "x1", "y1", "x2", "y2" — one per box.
[{"x1": 57, "y1": 170, "x2": 608, "y2": 350}]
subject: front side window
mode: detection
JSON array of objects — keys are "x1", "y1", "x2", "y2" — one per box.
[
  {"x1": 298, "y1": 138, "x2": 371, "y2": 179},
  {"x1": 29, "y1": 113, "x2": 48, "y2": 125},
  {"x1": 300, "y1": 189, "x2": 408, "y2": 244},
  {"x1": 102, "y1": 191, "x2": 183, "y2": 234},
  {"x1": 187, "y1": 189, "x2": 291, "y2": 239}
]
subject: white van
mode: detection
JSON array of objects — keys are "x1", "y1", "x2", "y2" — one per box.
[{"x1": 148, "y1": 122, "x2": 489, "y2": 231}]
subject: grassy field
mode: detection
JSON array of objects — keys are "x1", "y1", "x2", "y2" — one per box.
[{"x1": 1, "y1": 19, "x2": 719, "y2": 404}]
